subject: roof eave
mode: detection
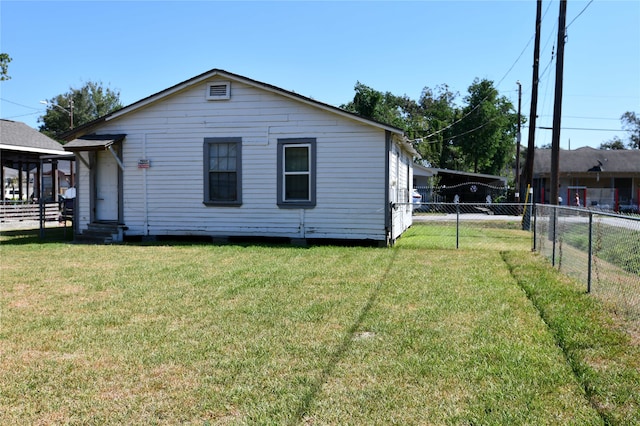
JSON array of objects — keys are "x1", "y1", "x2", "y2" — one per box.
[
  {"x1": 0, "y1": 143, "x2": 68, "y2": 156},
  {"x1": 61, "y1": 69, "x2": 405, "y2": 141}
]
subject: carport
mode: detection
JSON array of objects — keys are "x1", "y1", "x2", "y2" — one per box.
[{"x1": 1, "y1": 119, "x2": 75, "y2": 235}]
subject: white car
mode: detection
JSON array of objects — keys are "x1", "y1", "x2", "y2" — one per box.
[
  {"x1": 412, "y1": 189, "x2": 422, "y2": 211},
  {"x1": 4, "y1": 187, "x2": 26, "y2": 201}
]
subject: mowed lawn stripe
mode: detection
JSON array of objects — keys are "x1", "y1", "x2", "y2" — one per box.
[
  {"x1": 305, "y1": 248, "x2": 600, "y2": 424},
  {"x1": 0, "y1": 231, "x2": 601, "y2": 424}
]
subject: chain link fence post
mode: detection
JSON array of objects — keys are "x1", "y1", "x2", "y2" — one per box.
[
  {"x1": 552, "y1": 206, "x2": 558, "y2": 267},
  {"x1": 532, "y1": 203, "x2": 537, "y2": 252},
  {"x1": 587, "y1": 211, "x2": 593, "y2": 293},
  {"x1": 456, "y1": 202, "x2": 460, "y2": 249}
]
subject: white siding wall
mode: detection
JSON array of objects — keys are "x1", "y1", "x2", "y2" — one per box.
[
  {"x1": 74, "y1": 151, "x2": 92, "y2": 227},
  {"x1": 389, "y1": 143, "x2": 413, "y2": 241},
  {"x1": 78, "y1": 79, "x2": 395, "y2": 241}
]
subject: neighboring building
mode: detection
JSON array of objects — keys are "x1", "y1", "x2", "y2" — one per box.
[
  {"x1": 533, "y1": 147, "x2": 640, "y2": 211},
  {"x1": 0, "y1": 119, "x2": 72, "y2": 202},
  {"x1": 413, "y1": 163, "x2": 508, "y2": 203},
  {"x1": 62, "y1": 69, "x2": 417, "y2": 245}
]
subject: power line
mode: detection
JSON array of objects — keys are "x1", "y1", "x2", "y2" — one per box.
[
  {"x1": 418, "y1": 0, "x2": 605, "y2": 147},
  {"x1": 498, "y1": 0, "x2": 555, "y2": 90},
  {"x1": 425, "y1": 0, "x2": 561, "y2": 142},
  {"x1": 423, "y1": 116, "x2": 501, "y2": 145},
  {"x1": 538, "y1": 126, "x2": 623, "y2": 132},
  {"x1": 567, "y1": 0, "x2": 594, "y2": 29},
  {"x1": 2, "y1": 111, "x2": 43, "y2": 120},
  {"x1": 0, "y1": 97, "x2": 42, "y2": 111},
  {"x1": 539, "y1": 114, "x2": 622, "y2": 121},
  {"x1": 495, "y1": 35, "x2": 534, "y2": 89},
  {"x1": 447, "y1": 118, "x2": 499, "y2": 141}
]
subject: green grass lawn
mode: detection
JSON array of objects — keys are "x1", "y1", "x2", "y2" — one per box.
[{"x1": 1, "y1": 225, "x2": 638, "y2": 424}]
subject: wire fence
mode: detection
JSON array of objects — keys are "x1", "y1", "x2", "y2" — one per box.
[
  {"x1": 409, "y1": 202, "x2": 531, "y2": 252},
  {"x1": 533, "y1": 205, "x2": 640, "y2": 323},
  {"x1": 410, "y1": 202, "x2": 640, "y2": 329}
]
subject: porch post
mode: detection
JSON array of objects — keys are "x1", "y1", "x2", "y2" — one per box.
[
  {"x1": 18, "y1": 161, "x2": 23, "y2": 201},
  {"x1": 39, "y1": 158, "x2": 45, "y2": 239}
]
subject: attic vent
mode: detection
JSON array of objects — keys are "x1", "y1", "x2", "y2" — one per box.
[{"x1": 206, "y1": 82, "x2": 230, "y2": 100}]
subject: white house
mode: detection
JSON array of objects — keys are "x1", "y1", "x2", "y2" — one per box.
[{"x1": 62, "y1": 69, "x2": 416, "y2": 245}]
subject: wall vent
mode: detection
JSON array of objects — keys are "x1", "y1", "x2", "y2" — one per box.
[{"x1": 206, "y1": 82, "x2": 230, "y2": 100}]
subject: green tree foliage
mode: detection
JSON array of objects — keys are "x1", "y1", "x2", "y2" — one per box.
[
  {"x1": 0, "y1": 53, "x2": 12, "y2": 81},
  {"x1": 454, "y1": 79, "x2": 518, "y2": 175},
  {"x1": 341, "y1": 82, "x2": 460, "y2": 168},
  {"x1": 341, "y1": 78, "x2": 518, "y2": 175},
  {"x1": 39, "y1": 81, "x2": 123, "y2": 140},
  {"x1": 340, "y1": 82, "x2": 409, "y2": 130},
  {"x1": 416, "y1": 85, "x2": 459, "y2": 169},
  {"x1": 599, "y1": 137, "x2": 626, "y2": 150},
  {"x1": 621, "y1": 111, "x2": 639, "y2": 149},
  {"x1": 601, "y1": 111, "x2": 639, "y2": 150}
]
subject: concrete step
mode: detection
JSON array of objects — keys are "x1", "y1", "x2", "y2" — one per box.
[{"x1": 76, "y1": 222, "x2": 125, "y2": 244}]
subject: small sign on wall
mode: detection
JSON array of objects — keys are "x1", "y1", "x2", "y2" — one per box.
[{"x1": 138, "y1": 159, "x2": 150, "y2": 169}]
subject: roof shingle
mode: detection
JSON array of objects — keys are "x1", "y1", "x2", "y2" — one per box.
[
  {"x1": 0, "y1": 119, "x2": 66, "y2": 153},
  {"x1": 533, "y1": 147, "x2": 640, "y2": 174}
]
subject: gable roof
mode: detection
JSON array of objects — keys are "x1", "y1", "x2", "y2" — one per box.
[
  {"x1": 534, "y1": 147, "x2": 640, "y2": 174},
  {"x1": 61, "y1": 68, "x2": 406, "y2": 141},
  {"x1": 0, "y1": 119, "x2": 67, "y2": 155}
]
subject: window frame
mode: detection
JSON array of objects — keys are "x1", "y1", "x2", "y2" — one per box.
[
  {"x1": 203, "y1": 137, "x2": 242, "y2": 206},
  {"x1": 277, "y1": 138, "x2": 316, "y2": 208}
]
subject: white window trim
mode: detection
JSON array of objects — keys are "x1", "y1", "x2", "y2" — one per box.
[
  {"x1": 283, "y1": 143, "x2": 312, "y2": 200},
  {"x1": 277, "y1": 138, "x2": 316, "y2": 208}
]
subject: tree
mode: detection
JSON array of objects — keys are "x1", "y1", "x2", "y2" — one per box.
[
  {"x1": 341, "y1": 79, "x2": 518, "y2": 175},
  {"x1": 602, "y1": 111, "x2": 639, "y2": 149},
  {"x1": 39, "y1": 81, "x2": 123, "y2": 139},
  {"x1": 340, "y1": 82, "x2": 409, "y2": 130},
  {"x1": 0, "y1": 53, "x2": 11, "y2": 81},
  {"x1": 453, "y1": 79, "x2": 518, "y2": 175},
  {"x1": 416, "y1": 84, "x2": 459, "y2": 168},
  {"x1": 341, "y1": 82, "x2": 458, "y2": 167},
  {"x1": 621, "y1": 111, "x2": 639, "y2": 149},
  {"x1": 599, "y1": 137, "x2": 626, "y2": 150}
]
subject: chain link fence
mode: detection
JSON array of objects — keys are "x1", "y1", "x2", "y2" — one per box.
[
  {"x1": 409, "y1": 201, "x2": 640, "y2": 328},
  {"x1": 410, "y1": 202, "x2": 531, "y2": 251},
  {"x1": 414, "y1": 184, "x2": 510, "y2": 205},
  {"x1": 533, "y1": 205, "x2": 640, "y2": 323}
]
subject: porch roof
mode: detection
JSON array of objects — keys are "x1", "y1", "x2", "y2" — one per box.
[{"x1": 63, "y1": 134, "x2": 126, "y2": 151}]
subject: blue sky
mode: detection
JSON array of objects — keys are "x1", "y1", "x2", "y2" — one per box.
[{"x1": 1, "y1": 0, "x2": 639, "y2": 150}]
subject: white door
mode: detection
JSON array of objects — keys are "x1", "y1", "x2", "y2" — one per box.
[{"x1": 95, "y1": 149, "x2": 119, "y2": 221}]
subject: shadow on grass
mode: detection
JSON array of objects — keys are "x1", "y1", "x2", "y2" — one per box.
[
  {"x1": 0, "y1": 228, "x2": 384, "y2": 250},
  {"x1": 290, "y1": 248, "x2": 398, "y2": 424},
  {"x1": 0, "y1": 227, "x2": 74, "y2": 245}
]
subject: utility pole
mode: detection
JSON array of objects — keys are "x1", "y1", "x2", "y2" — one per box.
[
  {"x1": 515, "y1": 81, "x2": 522, "y2": 203},
  {"x1": 550, "y1": 0, "x2": 568, "y2": 208},
  {"x1": 69, "y1": 97, "x2": 74, "y2": 129},
  {"x1": 523, "y1": 0, "x2": 542, "y2": 200},
  {"x1": 521, "y1": 0, "x2": 542, "y2": 231}
]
